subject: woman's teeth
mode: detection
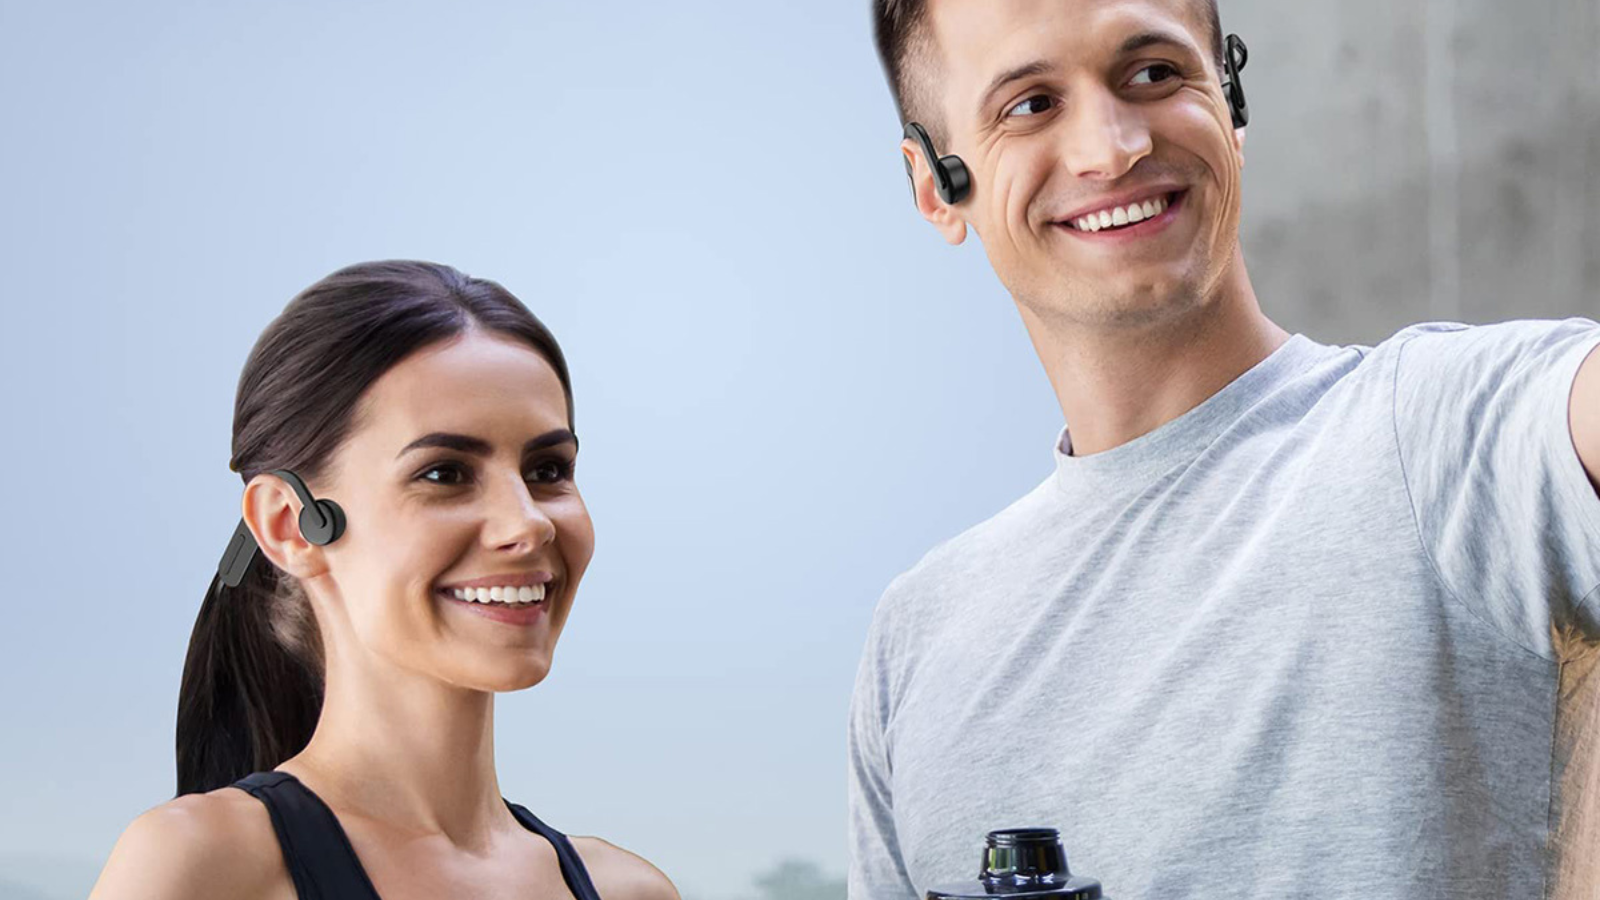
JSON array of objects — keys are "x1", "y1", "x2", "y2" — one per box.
[
  {"x1": 450, "y1": 585, "x2": 546, "y2": 604},
  {"x1": 1071, "y1": 194, "x2": 1171, "y2": 232}
]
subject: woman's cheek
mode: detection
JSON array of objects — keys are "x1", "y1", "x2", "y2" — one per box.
[{"x1": 555, "y1": 497, "x2": 596, "y2": 566}]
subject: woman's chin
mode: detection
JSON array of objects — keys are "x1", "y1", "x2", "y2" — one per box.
[
  {"x1": 486, "y1": 659, "x2": 554, "y2": 692},
  {"x1": 435, "y1": 656, "x2": 553, "y2": 693}
]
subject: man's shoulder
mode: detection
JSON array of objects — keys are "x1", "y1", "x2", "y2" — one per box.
[
  {"x1": 1372, "y1": 317, "x2": 1600, "y2": 417},
  {"x1": 1371, "y1": 317, "x2": 1600, "y2": 366},
  {"x1": 876, "y1": 473, "x2": 1059, "y2": 616}
]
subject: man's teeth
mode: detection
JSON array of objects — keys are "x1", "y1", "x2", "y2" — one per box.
[
  {"x1": 450, "y1": 585, "x2": 546, "y2": 604},
  {"x1": 1072, "y1": 194, "x2": 1170, "y2": 232}
]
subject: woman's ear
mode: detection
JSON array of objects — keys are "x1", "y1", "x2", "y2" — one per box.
[
  {"x1": 902, "y1": 139, "x2": 968, "y2": 246},
  {"x1": 242, "y1": 474, "x2": 330, "y2": 580}
]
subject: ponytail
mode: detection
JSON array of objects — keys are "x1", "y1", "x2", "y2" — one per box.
[{"x1": 174, "y1": 562, "x2": 322, "y2": 796}]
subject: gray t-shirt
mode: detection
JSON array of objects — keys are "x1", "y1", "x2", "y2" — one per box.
[{"x1": 847, "y1": 319, "x2": 1600, "y2": 900}]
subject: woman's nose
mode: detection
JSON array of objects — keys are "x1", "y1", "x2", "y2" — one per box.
[{"x1": 484, "y1": 472, "x2": 557, "y2": 552}]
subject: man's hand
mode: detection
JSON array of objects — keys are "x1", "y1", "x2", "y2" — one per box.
[{"x1": 1572, "y1": 345, "x2": 1600, "y2": 495}]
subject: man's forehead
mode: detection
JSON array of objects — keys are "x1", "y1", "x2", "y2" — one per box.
[{"x1": 927, "y1": 0, "x2": 1201, "y2": 96}]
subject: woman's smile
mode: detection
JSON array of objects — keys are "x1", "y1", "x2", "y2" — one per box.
[{"x1": 438, "y1": 586, "x2": 552, "y2": 626}]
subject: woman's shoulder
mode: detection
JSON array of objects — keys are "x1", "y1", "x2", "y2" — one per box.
[
  {"x1": 568, "y1": 835, "x2": 680, "y2": 900},
  {"x1": 89, "y1": 786, "x2": 292, "y2": 900}
]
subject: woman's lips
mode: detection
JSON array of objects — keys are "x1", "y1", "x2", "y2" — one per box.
[{"x1": 438, "y1": 588, "x2": 550, "y2": 626}]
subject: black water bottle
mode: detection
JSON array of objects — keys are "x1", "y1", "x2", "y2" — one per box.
[{"x1": 925, "y1": 828, "x2": 1108, "y2": 899}]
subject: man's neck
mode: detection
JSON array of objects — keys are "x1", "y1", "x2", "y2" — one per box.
[{"x1": 1020, "y1": 261, "x2": 1290, "y2": 458}]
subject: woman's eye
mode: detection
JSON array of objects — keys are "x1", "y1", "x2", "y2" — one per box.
[
  {"x1": 1005, "y1": 94, "x2": 1055, "y2": 118},
  {"x1": 527, "y1": 458, "x2": 575, "y2": 484},
  {"x1": 1129, "y1": 63, "x2": 1180, "y2": 86},
  {"x1": 419, "y1": 463, "x2": 470, "y2": 485},
  {"x1": 417, "y1": 459, "x2": 573, "y2": 487}
]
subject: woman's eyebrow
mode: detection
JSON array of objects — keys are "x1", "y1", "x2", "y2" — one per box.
[{"x1": 396, "y1": 429, "x2": 578, "y2": 459}]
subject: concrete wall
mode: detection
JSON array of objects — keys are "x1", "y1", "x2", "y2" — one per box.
[{"x1": 1227, "y1": 0, "x2": 1600, "y2": 342}]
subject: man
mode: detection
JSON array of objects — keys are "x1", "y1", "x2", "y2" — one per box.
[{"x1": 847, "y1": 0, "x2": 1600, "y2": 898}]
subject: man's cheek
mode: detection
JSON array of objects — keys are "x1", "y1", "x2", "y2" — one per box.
[
  {"x1": 987, "y1": 170, "x2": 1030, "y2": 240},
  {"x1": 1179, "y1": 83, "x2": 1230, "y2": 127}
]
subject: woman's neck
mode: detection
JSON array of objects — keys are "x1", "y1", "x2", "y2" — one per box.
[{"x1": 277, "y1": 649, "x2": 517, "y2": 854}]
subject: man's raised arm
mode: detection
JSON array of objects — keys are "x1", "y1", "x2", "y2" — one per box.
[{"x1": 1571, "y1": 345, "x2": 1600, "y2": 496}]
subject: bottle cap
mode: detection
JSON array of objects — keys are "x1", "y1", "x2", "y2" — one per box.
[{"x1": 924, "y1": 828, "x2": 1106, "y2": 899}]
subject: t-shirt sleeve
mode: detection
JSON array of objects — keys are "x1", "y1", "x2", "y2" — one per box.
[
  {"x1": 847, "y1": 593, "x2": 918, "y2": 900},
  {"x1": 1392, "y1": 317, "x2": 1600, "y2": 658}
]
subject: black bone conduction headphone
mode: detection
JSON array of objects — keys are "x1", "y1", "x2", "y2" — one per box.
[
  {"x1": 902, "y1": 33, "x2": 1251, "y2": 207},
  {"x1": 216, "y1": 469, "x2": 346, "y2": 588}
]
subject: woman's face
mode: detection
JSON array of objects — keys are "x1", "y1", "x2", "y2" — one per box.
[{"x1": 295, "y1": 328, "x2": 593, "y2": 693}]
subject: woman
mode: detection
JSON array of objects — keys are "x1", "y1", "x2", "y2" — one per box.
[{"x1": 90, "y1": 261, "x2": 679, "y2": 899}]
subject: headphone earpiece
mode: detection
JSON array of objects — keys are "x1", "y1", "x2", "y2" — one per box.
[
  {"x1": 904, "y1": 121, "x2": 971, "y2": 206},
  {"x1": 271, "y1": 469, "x2": 345, "y2": 546},
  {"x1": 1222, "y1": 33, "x2": 1250, "y2": 129},
  {"x1": 216, "y1": 468, "x2": 346, "y2": 588},
  {"x1": 939, "y1": 153, "x2": 971, "y2": 205},
  {"x1": 297, "y1": 497, "x2": 346, "y2": 547}
]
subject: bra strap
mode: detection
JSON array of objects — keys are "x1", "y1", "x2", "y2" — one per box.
[
  {"x1": 233, "y1": 771, "x2": 383, "y2": 900},
  {"x1": 506, "y1": 801, "x2": 606, "y2": 900}
]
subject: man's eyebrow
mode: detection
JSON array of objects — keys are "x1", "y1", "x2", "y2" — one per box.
[
  {"x1": 1116, "y1": 28, "x2": 1195, "y2": 59},
  {"x1": 977, "y1": 29, "x2": 1197, "y2": 113},
  {"x1": 396, "y1": 429, "x2": 579, "y2": 459},
  {"x1": 979, "y1": 60, "x2": 1056, "y2": 113}
]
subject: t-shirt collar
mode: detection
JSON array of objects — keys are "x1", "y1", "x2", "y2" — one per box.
[{"x1": 1052, "y1": 334, "x2": 1324, "y2": 496}]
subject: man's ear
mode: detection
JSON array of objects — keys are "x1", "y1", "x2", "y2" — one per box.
[
  {"x1": 1233, "y1": 125, "x2": 1246, "y2": 168},
  {"x1": 242, "y1": 473, "x2": 331, "y2": 580},
  {"x1": 902, "y1": 138, "x2": 968, "y2": 245}
]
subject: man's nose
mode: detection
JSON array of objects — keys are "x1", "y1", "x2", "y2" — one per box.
[{"x1": 1057, "y1": 89, "x2": 1153, "y2": 180}]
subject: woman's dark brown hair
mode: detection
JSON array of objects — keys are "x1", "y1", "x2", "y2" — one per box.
[{"x1": 174, "y1": 260, "x2": 574, "y2": 796}]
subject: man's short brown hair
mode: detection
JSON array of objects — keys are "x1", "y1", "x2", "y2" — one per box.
[{"x1": 872, "y1": 0, "x2": 1225, "y2": 142}]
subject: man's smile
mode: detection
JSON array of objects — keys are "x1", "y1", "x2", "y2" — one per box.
[{"x1": 1053, "y1": 188, "x2": 1188, "y2": 242}]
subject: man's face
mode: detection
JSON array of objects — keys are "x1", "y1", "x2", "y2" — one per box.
[{"x1": 910, "y1": 0, "x2": 1245, "y2": 330}]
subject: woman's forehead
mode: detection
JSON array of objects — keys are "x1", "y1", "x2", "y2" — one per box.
[{"x1": 354, "y1": 333, "x2": 569, "y2": 448}]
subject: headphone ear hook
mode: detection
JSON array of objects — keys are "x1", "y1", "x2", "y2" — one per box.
[
  {"x1": 1222, "y1": 33, "x2": 1251, "y2": 129},
  {"x1": 903, "y1": 121, "x2": 971, "y2": 206},
  {"x1": 216, "y1": 468, "x2": 346, "y2": 589}
]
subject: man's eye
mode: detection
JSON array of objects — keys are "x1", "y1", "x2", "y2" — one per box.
[
  {"x1": 1005, "y1": 94, "x2": 1055, "y2": 118},
  {"x1": 1129, "y1": 63, "x2": 1181, "y2": 86}
]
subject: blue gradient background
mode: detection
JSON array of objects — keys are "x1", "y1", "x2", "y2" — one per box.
[
  {"x1": 4, "y1": 1, "x2": 1597, "y2": 898},
  {"x1": 0, "y1": 3, "x2": 1053, "y2": 897}
]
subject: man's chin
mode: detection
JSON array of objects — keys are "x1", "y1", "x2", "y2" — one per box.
[{"x1": 1016, "y1": 276, "x2": 1206, "y2": 331}]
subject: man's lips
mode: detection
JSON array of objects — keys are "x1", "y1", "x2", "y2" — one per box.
[
  {"x1": 1056, "y1": 184, "x2": 1189, "y2": 225},
  {"x1": 1053, "y1": 189, "x2": 1187, "y2": 241}
]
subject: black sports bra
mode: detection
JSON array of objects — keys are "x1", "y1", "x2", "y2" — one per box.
[{"x1": 232, "y1": 770, "x2": 603, "y2": 899}]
